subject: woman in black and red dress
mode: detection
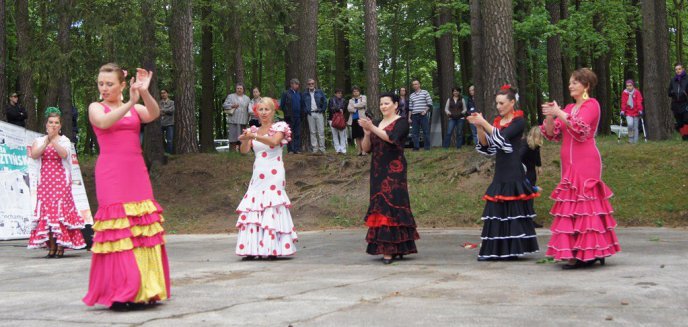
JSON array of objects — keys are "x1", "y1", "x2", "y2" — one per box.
[
  {"x1": 467, "y1": 85, "x2": 539, "y2": 261},
  {"x1": 359, "y1": 93, "x2": 419, "y2": 265}
]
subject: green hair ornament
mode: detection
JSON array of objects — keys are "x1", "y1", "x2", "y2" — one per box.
[{"x1": 44, "y1": 107, "x2": 62, "y2": 118}]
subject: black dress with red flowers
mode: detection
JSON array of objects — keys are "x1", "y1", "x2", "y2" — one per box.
[
  {"x1": 475, "y1": 112, "x2": 539, "y2": 259},
  {"x1": 364, "y1": 118, "x2": 420, "y2": 256}
]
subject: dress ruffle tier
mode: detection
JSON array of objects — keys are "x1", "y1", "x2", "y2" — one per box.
[
  {"x1": 545, "y1": 178, "x2": 621, "y2": 261},
  {"x1": 28, "y1": 198, "x2": 85, "y2": 250},
  {"x1": 479, "y1": 181, "x2": 540, "y2": 259},
  {"x1": 83, "y1": 199, "x2": 170, "y2": 307},
  {"x1": 235, "y1": 191, "x2": 297, "y2": 257}
]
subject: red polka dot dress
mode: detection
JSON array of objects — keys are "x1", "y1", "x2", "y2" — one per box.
[
  {"x1": 235, "y1": 122, "x2": 297, "y2": 257},
  {"x1": 28, "y1": 138, "x2": 85, "y2": 250}
]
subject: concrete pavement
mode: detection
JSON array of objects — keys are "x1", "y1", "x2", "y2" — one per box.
[{"x1": 1, "y1": 228, "x2": 687, "y2": 326}]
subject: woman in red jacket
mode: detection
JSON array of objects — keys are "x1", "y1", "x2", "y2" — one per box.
[{"x1": 620, "y1": 80, "x2": 644, "y2": 144}]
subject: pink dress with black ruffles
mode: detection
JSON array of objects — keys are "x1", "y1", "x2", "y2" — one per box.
[
  {"x1": 27, "y1": 143, "x2": 85, "y2": 250},
  {"x1": 83, "y1": 104, "x2": 170, "y2": 307},
  {"x1": 540, "y1": 98, "x2": 621, "y2": 261},
  {"x1": 235, "y1": 122, "x2": 298, "y2": 257}
]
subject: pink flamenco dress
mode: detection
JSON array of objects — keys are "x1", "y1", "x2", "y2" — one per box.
[
  {"x1": 235, "y1": 122, "x2": 298, "y2": 257},
  {"x1": 540, "y1": 98, "x2": 621, "y2": 262},
  {"x1": 28, "y1": 135, "x2": 86, "y2": 250},
  {"x1": 83, "y1": 104, "x2": 170, "y2": 307}
]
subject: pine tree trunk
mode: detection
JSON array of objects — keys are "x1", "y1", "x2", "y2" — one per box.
[
  {"x1": 479, "y1": 0, "x2": 516, "y2": 120},
  {"x1": 200, "y1": 3, "x2": 216, "y2": 153},
  {"x1": 435, "y1": 1, "x2": 454, "y2": 142},
  {"x1": 334, "y1": 0, "x2": 352, "y2": 94},
  {"x1": 514, "y1": 1, "x2": 529, "y2": 117},
  {"x1": 141, "y1": 0, "x2": 166, "y2": 166},
  {"x1": 641, "y1": 0, "x2": 673, "y2": 140},
  {"x1": 171, "y1": 0, "x2": 199, "y2": 153},
  {"x1": 15, "y1": 0, "x2": 36, "y2": 131},
  {"x1": 560, "y1": 0, "x2": 572, "y2": 105},
  {"x1": 593, "y1": 14, "x2": 611, "y2": 135},
  {"x1": 457, "y1": 10, "x2": 472, "y2": 90},
  {"x1": 57, "y1": 0, "x2": 73, "y2": 142},
  {"x1": 0, "y1": 0, "x2": 5, "y2": 122},
  {"x1": 546, "y1": 0, "x2": 564, "y2": 104},
  {"x1": 230, "y1": 0, "x2": 244, "y2": 85},
  {"x1": 469, "y1": 0, "x2": 485, "y2": 116},
  {"x1": 364, "y1": 0, "x2": 380, "y2": 118}
]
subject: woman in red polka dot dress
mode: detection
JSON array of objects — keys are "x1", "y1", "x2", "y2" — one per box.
[
  {"x1": 27, "y1": 107, "x2": 85, "y2": 257},
  {"x1": 235, "y1": 97, "x2": 297, "y2": 260}
]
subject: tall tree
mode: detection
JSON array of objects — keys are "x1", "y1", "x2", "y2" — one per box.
[
  {"x1": 456, "y1": 9, "x2": 472, "y2": 90},
  {"x1": 673, "y1": 0, "x2": 685, "y2": 64},
  {"x1": 475, "y1": 0, "x2": 516, "y2": 119},
  {"x1": 15, "y1": 0, "x2": 36, "y2": 130},
  {"x1": 333, "y1": 0, "x2": 351, "y2": 94},
  {"x1": 141, "y1": 0, "x2": 165, "y2": 166},
  {"x1": 363, "y1": 0, "x2": 380, "y2": 117},
  {"x1": 641, "y1": 0, "x2": 673, "y2": 140},
  {"x1": 546, "y1": 0, "x2": 565, "y2": 104},
  {"x1": 434, "y1": 0, "x2": 454, "y2": 138},
  {"x1": 229, "y1": 0, "x2": 244, "y2": 84},
  {"x1": 0, "y1": 0, "x2": 5, "y2": 123},
  {"x1": 593, "y1": 13, "x2": 611, "y2": 135},
  {"x1": 284, "y1": 1, "x2": 299, "y2": 88},
  {"x1": 171, "y1": 0, "x2": 199, "y2": 153},
  {"x1": 57, "y1": 0, "x2": 74, "y2": 141},
  {"x1": 200, "y1": 1, "x2": 216, "y2": 152},
  {"x1": 469, "y1": 0, "x2": 485, "y2": 117}
]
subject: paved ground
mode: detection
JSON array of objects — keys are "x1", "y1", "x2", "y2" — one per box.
[{"x1": 1, "y1": 228, "x2": 687, "y2": 327}]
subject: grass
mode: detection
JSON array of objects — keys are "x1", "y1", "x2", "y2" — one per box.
[{"x1": 77, "y1": 134, "x2": 688, "y2": 233}]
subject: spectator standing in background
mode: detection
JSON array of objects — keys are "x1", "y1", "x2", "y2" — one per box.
[
  {"x1": 328, "y1": 88, "x2": 348, "y2": 154},
  {"x1": 248, "y1": 86, "x2": 263, "y2": 128},
  {"x1": 6, "y1": 93, "x2": 27, "y2": 127},
  {"x1": 302, "y1": 78, "x2": 327, "y2": 154},
  {"x1": 223, "y1": 83, "x2": 251, "y2": 151},
  {"x1": 408, "y1": 79, "x2": 433, "y2": 151},
  {"x1": 159, "y1": 89, "x2": 175, "y2": 153},
  {"x1": 465, "y1": 85, "x2": 479, "y2": 145},
  {"x1": 280, "y1": 79, "x2": 304, "y2": 154},
  {"x1": 668, "y1": 63, "x2": 688, "y2": 140},
  {"x1": 620, "y1": 80, "x2": 644, "y2": 144}
]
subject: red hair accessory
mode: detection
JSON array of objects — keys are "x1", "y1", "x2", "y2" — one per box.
[{"x1": 500, "y1": 84, "x2": 511, "y2": 91}]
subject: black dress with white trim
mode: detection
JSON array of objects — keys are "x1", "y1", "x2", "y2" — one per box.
[{"x1": 475, "y1": 114, "x2": 540, "y2": 259}]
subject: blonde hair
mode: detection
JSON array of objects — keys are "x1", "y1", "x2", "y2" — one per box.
[
  {"x1": 527, "y1": 126, "x2": 543, "y2": 150},
  {"x1": 99, "y1": 63, "x2": 125, "y2": 83}
]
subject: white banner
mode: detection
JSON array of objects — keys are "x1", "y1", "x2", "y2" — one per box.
[{"x1": 0, "y1": 121, "x2": 92, "y2": 240}]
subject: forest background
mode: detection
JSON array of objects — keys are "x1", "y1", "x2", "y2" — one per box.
[{"x1": 0, "y1": 0, "x2": 683, "y2": 161}]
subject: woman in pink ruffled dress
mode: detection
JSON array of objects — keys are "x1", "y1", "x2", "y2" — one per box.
[
  {"x1": 541, "y1": 68, "x2": 621, "y2": 269},
  {"x1": 235, "y1": 97, "x2": 297, "y2": 260},
  {"x1": 28, "y1": 107, "x2": 86, "y2": 257},
  {"x1": 83, "y1": 63, "x2": 170, "y2": 310}
]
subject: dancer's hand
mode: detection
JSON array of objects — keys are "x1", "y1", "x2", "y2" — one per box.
[
  {"x1": 541, "y1": 101, "x2": 561, "y2": 118},
  {"x1": 134, "y1": 68, "x2": 153, "y2": 94},
  {"x1": 358, "y1": 117, "x2": 373, "y2": 131},
  {"x1": 129, "y1": 76, "x2": 141, "y2": 104}
]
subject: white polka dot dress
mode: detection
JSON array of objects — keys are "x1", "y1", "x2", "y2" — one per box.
[{"x1": 235, "y1": 122, "x2": 297, "y2": 257}]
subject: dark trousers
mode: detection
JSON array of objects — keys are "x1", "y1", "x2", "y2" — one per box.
[
  {"x1": 411, "y1": 113, "x2": 431, "y2": 150},
  {"x1": 285, "y1": 115, "x2": 302, "y2": 153},
  {"x1": 443, "y1": 118, "x2": 465, "y2": 148},
  {"x1": 161, "y1": 125, "x2": 174, "y2": 154}
]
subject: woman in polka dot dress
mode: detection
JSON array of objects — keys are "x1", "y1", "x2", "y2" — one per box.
[
  {"x1": 235, "y1": 97, "x2": 297, "y2": 260},
  {"x1": 27, "y1": 107, "x2": 85, "y2": 257}
]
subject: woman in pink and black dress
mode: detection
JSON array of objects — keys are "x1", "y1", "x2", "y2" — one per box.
[
  {"x1": 235, "y1": 97, "x2": 297, "y2": 260},
  {"x1": 359, "y1": 93, "x2": 419, "y2": 265},
  {"x1": 541, "y1": 68, "x2": 621, "y2": 269},
  {"x1": 27, "y1": 107, "x2": 86, "y2": 257},
  {"x1": 83, "y1": 63, "x2": 170, "y2": 310}
]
